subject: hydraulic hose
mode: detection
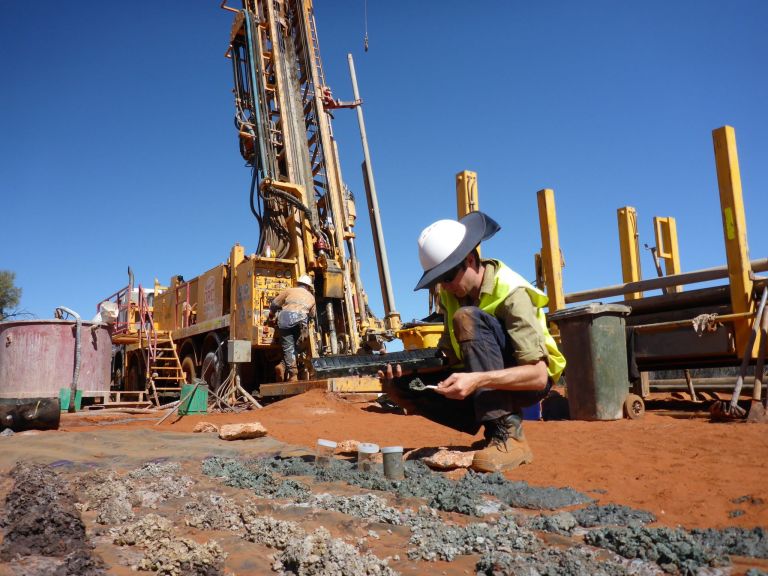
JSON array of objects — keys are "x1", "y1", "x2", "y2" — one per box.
[{"x1": 55, "y1": 306, "x2": 81, "y2": 413}]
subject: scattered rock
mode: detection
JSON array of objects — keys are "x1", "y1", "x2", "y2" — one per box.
[
  {"x1": 218, "y1": 422, "x2": 267, "y2": 440},
  {"x1": 241, "y1": 511, "x2": 306, "y2": 549},
  {"x1": 193, "y1": 421, "x2": 219, "y2": 433},
  {"x1": 421, "y1": 448, "x2": 474, "y2": 470},
  {"x1": 273, "y1": 526, "x2": 397, "y2": 576},
  {"x1": 183, "y1": 493, "x2": 245, "y2": 531},
  {"x1": 112, "y1": 514, "x2": 225, "y2": 576},
  {"x1": 335, "y1": 439, "x2": 359, "y2": 453}
]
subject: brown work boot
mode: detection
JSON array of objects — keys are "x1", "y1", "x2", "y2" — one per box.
[
  {"x1": 471, "y1": 414, "x2": 533, "y2": 472},
  {"x1": 274, "y1": 363, "x2": 286, "y2": 382}
]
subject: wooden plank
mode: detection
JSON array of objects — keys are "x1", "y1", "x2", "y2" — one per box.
[
  {"x1": 259, "y1": 379, "x2": 328, "y2": 397},
  {"x1": 258, "y1": 376, "x2": 382, "y2": 397},
  {"x1": 328, "y1": 376, "x2": 382, "y2": 393}
]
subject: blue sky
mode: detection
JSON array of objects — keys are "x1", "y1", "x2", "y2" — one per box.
[{"x1": 2, "y1": 1, "x2": 766, "y2": 333}]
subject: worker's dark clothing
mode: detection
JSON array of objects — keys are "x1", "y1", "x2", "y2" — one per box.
[
  {"x1": 455, "y1": 306, "x2": 552, "y2": 427},
  {"x1": 270, "y1": 286, "x2": 315, "y2": 377}
]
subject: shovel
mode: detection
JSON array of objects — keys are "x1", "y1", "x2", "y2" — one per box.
[{"x1": 711, "y1": 287, "x2": 767, "y2": 421}]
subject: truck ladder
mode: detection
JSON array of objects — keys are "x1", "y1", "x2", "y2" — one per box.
[{"x1": 135, "y1": 287, "x2": 184, "y2": 402}]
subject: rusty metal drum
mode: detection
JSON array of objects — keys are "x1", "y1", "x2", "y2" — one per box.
[{"x1": 0, "y1": 320, "x2": 112, "y2": 400}]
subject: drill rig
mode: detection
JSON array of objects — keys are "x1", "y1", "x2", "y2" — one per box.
[{"x1": 225, "y1": 0, "x2": 400, "y2": 357}]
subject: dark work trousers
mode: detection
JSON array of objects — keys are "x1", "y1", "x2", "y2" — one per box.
[
  {"x1": 395, "y1": 306, "x2": 550, "y2": 436},
  {"x1": 279, "y1": 323, "x2": 303, "y2": 373}
]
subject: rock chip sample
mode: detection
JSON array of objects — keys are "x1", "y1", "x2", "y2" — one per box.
[
  {"x1": 421, "y1": 448, "x2": 474, "y2": 470},
  {"x1": 193, "y1": 422, "x2": 219, "y2": 433},
  {"x1": 335, "y1": 439, "x2": 360, "y2": 454},
  {"x1": 218, "y1": 422, "x2": 267, "y2": 440}
]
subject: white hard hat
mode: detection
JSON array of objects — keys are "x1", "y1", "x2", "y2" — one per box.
[
  {"x1": 297, "y1": 274, "x2": 313, "y2": 289},
  {"x1": 418, "y1": 219, "x2": 466, "y2": 272},
  {"x1": 414, "y1": 211, "x2": 500, "y2": 291}
]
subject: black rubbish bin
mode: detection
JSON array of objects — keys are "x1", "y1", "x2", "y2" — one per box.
[{"x1": 549, "y1": 303, "x2": 631, "y2": 421}]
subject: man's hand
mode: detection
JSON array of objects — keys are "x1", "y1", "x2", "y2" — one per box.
[
  {"x1": 377, "y1": 363, "x2": 402, "y2": 385},
  {"x1": 435, "y1": 371, "x2": 484, "y2": 400}
]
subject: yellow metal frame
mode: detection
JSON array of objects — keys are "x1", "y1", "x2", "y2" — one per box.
[
  {"x1": 536, "y1": 188, "x2": 565, "y2": 314},
  {"x1": 456, "y1": 170, "x2": 480, "y2": 258},
  {"x1": 712, "y1": 126, "x2": 754, "y2": 355},
  {"x1": 456, "y1": 170, "x2": 479, "y2": 218},
  {"x1": 653, "y1": 216, "x2": 682, "y2": 293},
  {"x1": 617, "y1": 206, "x2": 643, "y2": 300}
]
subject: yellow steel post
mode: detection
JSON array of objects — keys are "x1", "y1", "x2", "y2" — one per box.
[
  {"x1": 712, "y1": 126, "x2": 754, "y2": 356},
  {"x1": 536, "y1": 189, "x2": 565, "y2": 314},
  {"x1": 617, "y1": 206, "x2": 643, "y2": 300},
  {"x1": 456, "y1": 170, "x2": 479, "y2": 258},
  {"x1": 456, "y1": 170, "x2": 479, "y2": 218},
  {"x1": 653, "y1": 216, "x2": 682, "y2": 293},
  {"x1": 229, "y1": 243, "x2": 245, "y2": 338}
]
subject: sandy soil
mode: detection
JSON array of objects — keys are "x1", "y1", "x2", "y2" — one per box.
[{"x1": 54, "y1": 388, "x2": 768, "y2": 531}]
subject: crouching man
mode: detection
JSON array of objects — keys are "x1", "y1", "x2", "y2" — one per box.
[{"x1": 386, "y1": 211, "x2": 565, "y2": 472}]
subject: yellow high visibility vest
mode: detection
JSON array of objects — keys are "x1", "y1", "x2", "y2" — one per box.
[{"x1": 440, "y1": 261, "x2": 566, "y2": 382}]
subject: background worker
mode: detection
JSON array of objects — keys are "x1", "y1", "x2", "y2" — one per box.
[
  {"x1": 386, "y1": 211, "x2": 565, "y2": 472},
  {"x1": 266, "y1": 274, "x2": 316, "y2": 382}
]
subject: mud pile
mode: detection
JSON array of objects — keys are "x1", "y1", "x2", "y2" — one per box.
[
  {"x1": 476, "y1": 546, "x2": 632, "y2": 576},
  {"x1": 227, "y1": 455, "x2": 591, "y2": 515},
  {"x1": 690, "y1": 526, "x2": 768, "y2": 559},
  {"x1": 0, "y1": 462, "x2": 106, "y2": 576},
  {"x1": 585, "y1": 526, "x2": 721, "y2": 574},
  {"x1": 528, "y1": 503, "x2": 657, "y2": 535},
  {"x1": 201, "y1": 456, "x2": 311, "y2": 501}
]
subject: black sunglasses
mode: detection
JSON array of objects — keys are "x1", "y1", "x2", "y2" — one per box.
[{"x1": 436, "y1": 260, "x2": 466, "y2": 285}]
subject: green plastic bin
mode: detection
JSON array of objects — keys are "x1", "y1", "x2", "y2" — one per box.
[
  {"x1": 178, "y1": 383, "x2": 208, "y2": 415},
  {"x1": 59, "y1": 388, "x2": 83, "y2": 412},
  {"x1": 549, "y1": 304, "x2": 631, "y2": 421}
]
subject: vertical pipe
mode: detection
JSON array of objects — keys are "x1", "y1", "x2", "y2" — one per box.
[{"x1": 347, "y1": 53, "x2": 400, "y2": 331}]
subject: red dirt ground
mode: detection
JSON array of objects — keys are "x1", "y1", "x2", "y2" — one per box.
[{"x1": 61, "y1": 388, "x2": 768, "y2": 531}]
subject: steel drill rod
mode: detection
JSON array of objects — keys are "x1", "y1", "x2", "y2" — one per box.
[
  {"x1": 348, "y1": 53, "x2": 398, "y2": 323},
  {"x1": 565, "y1": 258, "x2": 768, "y2": 304}
]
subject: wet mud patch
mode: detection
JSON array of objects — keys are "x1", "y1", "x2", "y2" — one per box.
[
  {"x1": 223, "y1": 455, "x2": 592, "y2": 515},
  {"x1": 0, "y1": 462, "x2": 106, "y2": 575}
]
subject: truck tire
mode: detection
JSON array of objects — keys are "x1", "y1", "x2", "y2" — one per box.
[{"x1": 181, "y1": 356, "x2": 197, "y2": 384}]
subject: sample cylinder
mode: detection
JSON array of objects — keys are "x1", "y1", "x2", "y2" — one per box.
[
  {"x1": 315, "y1": 439, "x2": 337, "y2": 470},
  {"x1": 357, "y1": 442, "x2": 379, "y2": 473},
  {"x1": 381, "y1": 446, "x2": 404, "y2": 480}
]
